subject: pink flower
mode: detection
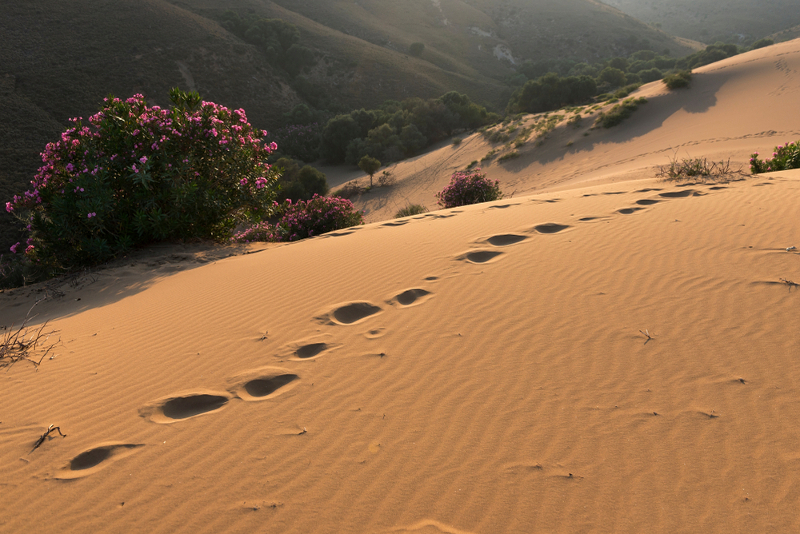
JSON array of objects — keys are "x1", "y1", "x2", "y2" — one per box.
[
  {"x1": 139, "y1": 156, "x2": 148, "y2": 164},
  {"x1": 25, "y1": 245, "x2": 34, "y2": 254},
  {"x1": 88, "y1": 212, "x2": 96, "y2": 218},
  {"x1": 9, "y1": 242, "x2": 19, "y2": 253},
  {"x1": 5, "y1": 202, "x2": 12, "y2": 213}
]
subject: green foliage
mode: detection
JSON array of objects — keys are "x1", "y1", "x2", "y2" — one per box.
[
  {"x1": 597, "y1": 67, "x2": 627, "y2": 88},
  {"x1": 750, "y1": 141, "x2": 800, "y2": 174},
  {"x1": 395, "y1": 204, "x2": 428, "y2": 218},
  {"x1": 507, "y1": 73, "x2": 597, "y2": 114},
  {"x1": 409, "y1": 42, "x2": 425, "y2": 57},
  {"x1": 750, "y1": 38, "x2": 774, "y2": 51},
  {"x1": 663, "y1": 70, "x2": 692, "y2": 90},
  {"x1": 358, "y1": 155, "x2": 382, "y2": 187},
  {"x1": 4, "y1": 90, "x2": 279, "y2": 274},
  {"x1": 596, "y1": 97, "x2": 647, "y2": 128},
  {"x1": 219, "y1": 13, "x2": 315, "y2": 76},
  {"x1": 498, "y1": 151, "x2": 520, "y2": 162},
  {"x1": 676, "y1": 43, "x2": 741, "y2": 70},
  {"x1": 320, "y1": 93, "x2": 494, "y2": 164},
  {"x1": 274, "y1": 158, "x2": 329, "y2": 202}
]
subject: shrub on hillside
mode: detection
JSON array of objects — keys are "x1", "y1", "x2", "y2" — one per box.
[
  {"x1": 664, "y1": 70, "x2": 692, "y2": 89},
  {"x1": 395, "y1": 204, "x2": 428, "y2": 218},
  {"x1": 5, "y1": 89, "x2": 279, "y2": 273},
  {"x1": 273, "y1": 158, "x2": 328, "y2": 202},
  {"x1": 232, "y1": 195, "x2": 364, "y2": 242},
  {"x1": 596, "y1": 97, "x2": 647, "y2": 128},
  {"x1": 436, "y1": 169, "x2": 502, "y2": 209},
  {"x1": 750, "y1": 141, "x2": 800, "y2": 174},
  {"x1": 409, "y1": 42, "x2": 425, "y2": 57}
]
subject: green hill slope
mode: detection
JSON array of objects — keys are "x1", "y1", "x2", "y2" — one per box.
[{"x1": 599, "y1": 0, "x2": 800, "y2": 44}]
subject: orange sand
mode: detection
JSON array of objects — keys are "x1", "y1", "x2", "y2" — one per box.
[{"x1": 1, "y1": 39, "x2": 800, "y2": 534}]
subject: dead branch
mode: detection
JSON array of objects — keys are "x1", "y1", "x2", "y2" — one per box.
[{"x1": 30, "y1": 424, "x2": 67, "y2": 453}]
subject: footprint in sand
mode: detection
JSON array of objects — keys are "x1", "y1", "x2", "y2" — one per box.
[
  {"x1": 485, "y1": 234, "x2": 528, "y2": 246},
  {"x1": 578, "y1": 216, "x2": 608, "y2": 222},
  {"x1": 635, "y1": 199, "x2": 661, "y2": 206},
  {"x1": 532, "y1": 223, "x2": 571, "y2": 234},
  {"x1": 617, "y1": 207, "x2": 645, "y2": 215},
  {"x1": 277, "y1": 335, "x2": 343, "y2": 360},
  {"x1": 139, "y1": 390, "x2": 231, "y2": 424},
  {"x1": 457, "y1": 250, "x2": 503, "y2": 264},
  {"x1": 635, "y1": 188, "x2": 662, "y2": 193},
  {"x1": 316, "y1": 301, "x2": 383, "y2": 325},
  {"x1": 659, "y1": 189, "x2": 696, "y2": 198},
  {"x1": 227, "y1": 367, "x2": 300, "y2": 401},
  {"x1": 389, "y1": 288, "x2": 433, "y2": 307},
  {"x1": 54, "y1": 443, "x2": 144, "y2": 479}
]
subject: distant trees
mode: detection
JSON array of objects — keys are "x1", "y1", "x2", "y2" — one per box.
[
  {"x1": 409, "y1": 42, "x2": 425, "y2": 57},
  {"x1": 506, "y1": 73, "x2": 596, "y2": 114},
  {"x1": 273, "y1": 157, "x2": 329, "y2": 202},
  {"x1": 319, "y1": 92, "x2": 497, "y2": 165},
  {"x1": 219, "y1": 11, "x2": 315, "y2": 76}
]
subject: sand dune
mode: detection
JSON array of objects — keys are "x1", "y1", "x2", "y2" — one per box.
[
  {"x1": 331, "y1": 38, "x2": 800, "y2": 223},
  {"x1": 2, "y1": 41, "x2": 800, "y2": 534}
]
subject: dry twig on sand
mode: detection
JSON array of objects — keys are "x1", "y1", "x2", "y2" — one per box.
[
  {"x1": 779, "y1": 277, "x2": 799, "y2": 288},
  {"x1": 30, "y1": 424, "x2": 67, "y2": 453},
  {"x1": 1, "y1": 304, "x2": 61, "y2": 370}
]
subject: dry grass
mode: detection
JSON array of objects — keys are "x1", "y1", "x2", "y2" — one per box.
[
  {"x1": 1, "y1": 304, "x2": 61, "y2": 369},
  {"x1": 657, "y1": 156, "x2": 746, "y2": 182}
]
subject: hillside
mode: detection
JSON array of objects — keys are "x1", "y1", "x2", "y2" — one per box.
[
  {"x1": 0, "y1": 0, "x2": 699, "y2": 249},
  {"x1": 329, "y1": 38, "x2": 800, "y2": 223},
  {"x1": 600, "y1": 0, "x2": 800, "y2": 44}
]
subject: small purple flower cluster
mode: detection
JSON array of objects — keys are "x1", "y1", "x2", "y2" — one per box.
[
  {"x1": 436, "y1": 169, "x2": 503, "y2": 209},
  {"x1": 232, "y1": 195, "x2": 364, "y2": 243},
  {"x1": 750, "y1": 140, "x2": 800, "y2": 174}
]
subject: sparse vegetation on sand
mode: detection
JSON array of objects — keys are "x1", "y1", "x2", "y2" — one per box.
[
  {"x1": 750, "y1": 141, "x2": 800, "y2": 173},
  {"x1": 657, "y1": 156, "x2": 744, "y2": 182},
  {"x1": 596, "y1": 97, "x2": 648, "y2": 128},
  {"x1": 436, "y1": 170, "x2": 502, "y2": 209},
  {"x1": 394, "y1": 204, "x2": 428, "y2": 218},
  {"x1": 0, "y1": 304, "x2": 60, "y2": 369},
  {"x1": 664, "y1": 70, "x2": 693, "y2": 89}
]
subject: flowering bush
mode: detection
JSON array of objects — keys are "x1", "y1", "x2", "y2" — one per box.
[
  {"x1": 436, "y1": 169, "x2": 502, "y2": 209},
  {"x1": 750, "y1": 141, "x2": 800, "y2": 174},
  {"x1": 232, "y1": 195, "x2": 364, "y2": 243},
  {"x1": 5, "y1": 89, "x2": 279, "y2": 270}
]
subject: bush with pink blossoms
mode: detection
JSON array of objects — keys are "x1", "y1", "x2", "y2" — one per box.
[
  {"x1": 232, "y1": 195, "x2": 364, "y2": 243},
  {"x1": 436, "y1": 169, "x2": 502, "y2": 209},
  {"x1": 750, "y1": 140, "x2": 800, "y2": 174},
  {"x1": 5, "y1": 88, "x2": 279, "y2": 271}
]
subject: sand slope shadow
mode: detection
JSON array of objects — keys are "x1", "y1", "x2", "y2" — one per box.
[
  {"x1": 54, "y1": 442, "x2": 144, "y2": 480},
  {"x1": 227, "y1": 367, "x2": 300, "y2": 401},
  {"x1": 316, "y1": 302, "x2": 383, "y2": 325},
  {"x1": 388, "y1": 288, "x2": 433, "y2": 308},
  {"x1": 139, "y1": 390, "x2": 232, "y2": 424}
]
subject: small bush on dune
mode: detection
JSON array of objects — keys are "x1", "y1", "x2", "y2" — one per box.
[
  {"x1": 395, "y1": 204, "x2": 428, "y2": 218},
  {"x1": 664, "y1": 70, "x2": 692, "y2": 90},
  {"x1": 232, "y1": 195, "x2": 364, "y2": 243},
  {"x1": 436, "y1": 169, "x2": 502, "y2": 209},
  {"x1": 750, "y1": 141, "x2": 800, "y2": 174},
  {"x1": 596, "y1": 97, "x2": 647, "y2": 128},
  {"x1": 657, "y1": 156, "x2": 742, "y2": 181},
  {"x1": 5, "y1": 89, "x2": 279, "y2": 275}
]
